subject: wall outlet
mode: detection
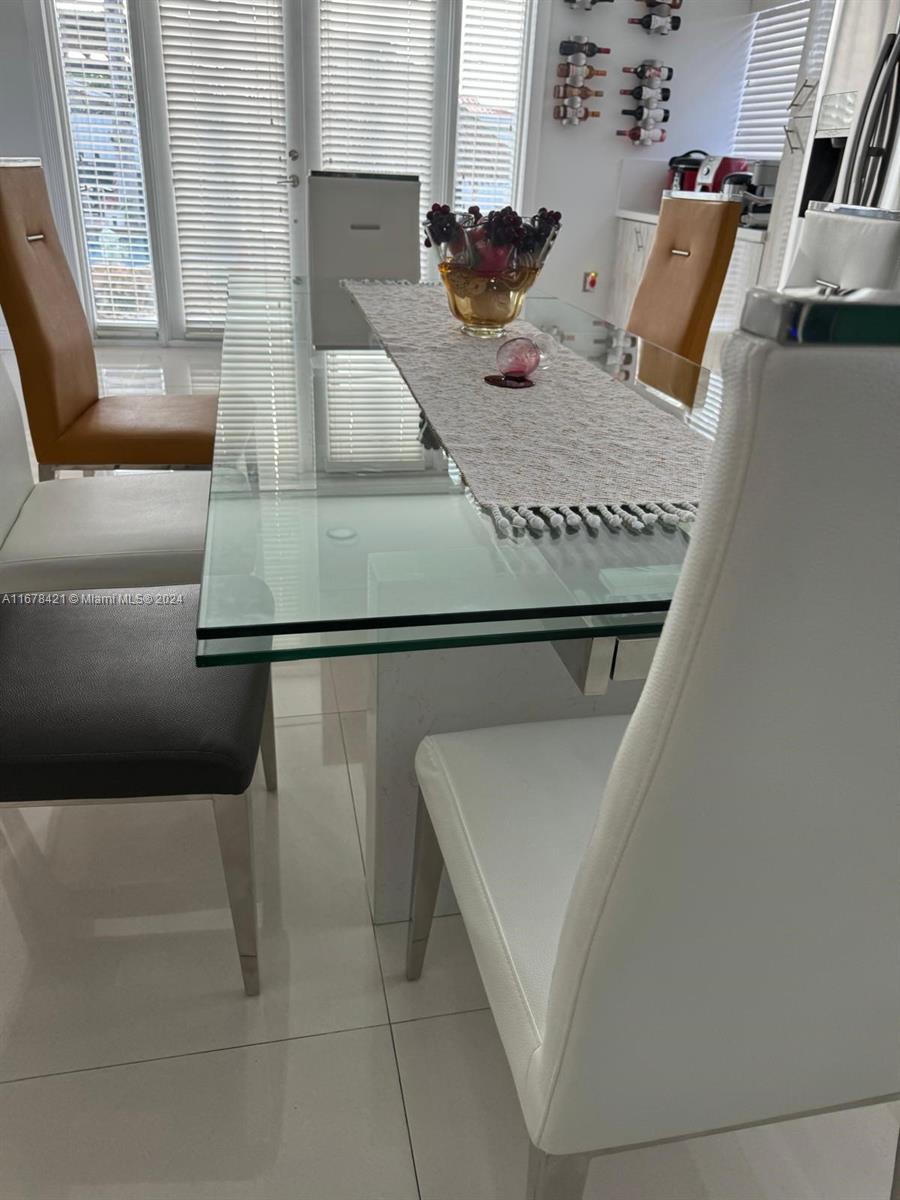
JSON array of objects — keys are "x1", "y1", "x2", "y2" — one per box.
[{"x1": 582, "y1": 270, "x2": 598, "y2": 292}]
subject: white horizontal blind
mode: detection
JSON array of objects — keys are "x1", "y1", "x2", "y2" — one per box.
[
  {"x1": 688, "y1": 372, "x2": 724, "y2": 442},
  {"x1": 319, "y1": 0, "x2": 438, "y2": 256},
  {"x1": 734, "y1": 0, "x2": 812, "y2": 158},
  {"x1": 52, "y1": 0, "x2": 158, "y2": 330},
  {"x1": 325, "y1": 350, "x2": 425, "y2": 468},
  {"x1": 319, "y1": 0, "x2": 436, "y2": 470},
  {"x1": 453, "y1": 0, "x2": 529, "y2": 211},
  {"x1": 157, "y1": 0, "x2": 290, "y2": 334}
]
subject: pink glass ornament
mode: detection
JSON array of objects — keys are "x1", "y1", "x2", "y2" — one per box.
[{"x1": 496, "y1": 337, "x2": 541, "y2": 379}]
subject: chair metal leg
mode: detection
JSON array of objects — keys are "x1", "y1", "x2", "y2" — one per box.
[
  {"x1": 405, "y1": 789, "x2": 444, "y2": 981},
  {"x1": 260, "y1": 670, "x2": 278, "y2": 793},
  {"x1": 891, "y1": 1119, "x2": 900, "y2": 1200},
  {"x1": 526, "y1": 1144, "x2": 591, "y2": 1200},
  {"x1": 212, "y1": 792, "x2": 259, "y2": 996}
]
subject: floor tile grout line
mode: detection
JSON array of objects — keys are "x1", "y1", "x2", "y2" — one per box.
[
  {"x1": 371, "y1": 917, "x2": 423, "y2": 1200},
  {"x1": 342, "y1": 708, "x2": 423, "y2": 1200},
  {"x1": 389, "y1": 1004, "x2": 491, "y2": 1029},
  {"x1": 334, "y1": 700, "x2": 421, "y2": 1197},
  {"x1": 0, "y1": 1020, "x2": 393, "y2": 1089}
]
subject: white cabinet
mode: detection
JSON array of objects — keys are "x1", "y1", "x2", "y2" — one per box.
[
  {"x1": 608, "y1": 219, "x2": 653, "y2": 328},
  {"x1": 609, "y1": 214, "x2": 766, "y2": 367}
]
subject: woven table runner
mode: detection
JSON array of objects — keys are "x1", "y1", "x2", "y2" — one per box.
[{"x1": 345, "y1": 281, "x2": 710, "y2": 535}]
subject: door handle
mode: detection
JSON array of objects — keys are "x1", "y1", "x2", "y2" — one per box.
[{"x1": 278, "y1": 174, "x2": 300, "y2": 187}]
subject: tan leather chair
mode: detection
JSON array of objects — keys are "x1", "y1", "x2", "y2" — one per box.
[
  {"x1": 627, "y1": 195, "x2": 741, "y2": 406},
  {"x1": 0, "y1": 160, "x2": 217, "y2": 472}
]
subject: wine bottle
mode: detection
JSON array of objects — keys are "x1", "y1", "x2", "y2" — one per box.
[
  {"x1": 616, "y1": 126, "x2": 667, "y2": 144},
  {"x1": 559, "y1": 38, "x2": 612, "y2": 57},
  {"x1": 620, "y1": 84, "x2": 671, "y2": 101},
  {"x1": 621, "y1": 105, "x2": 670, "y2": 123},
  {"x1": 554, "y1": 104, "x2": 601, "y2": 125},
  {"x1": 628, "y1": 14, "x2": 682, "y2": 32},
  {"x1": 553, "y1": 84, "x2": 604, "y2": 100},
  {"x1": 623, "y1": 62, "x2": 674, "y2": 82},
  {"x1": 557, "y1": 62, "x2": 608, "y2": 80}
]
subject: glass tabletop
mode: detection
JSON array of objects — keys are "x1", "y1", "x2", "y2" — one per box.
[{"x1": 197, "y1": 277, "x2": 718, "y2": 663}]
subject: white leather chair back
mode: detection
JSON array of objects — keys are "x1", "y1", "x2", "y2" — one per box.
[
  {"x1": 0, "y1": 359, "x2": 36, "y2": 546},
  {"x1": 784, "y1": 204, "x2": 900, "y2": 293},
  {"x1": 525, "y1": 331, "x2": 900, "y2": 1154}
]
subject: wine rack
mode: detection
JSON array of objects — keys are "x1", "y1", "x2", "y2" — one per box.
[
  {"x1": 628, "y1": 0, "x2": 682, "y2": 36},
  {"x1": 618, "y1": 57, "x2": 674, "y2": 146},
  {"x1": 554, "y1": 34, "x2": 610, "y2": 126}
]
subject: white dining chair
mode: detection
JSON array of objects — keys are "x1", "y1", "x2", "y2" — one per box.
[
  {"x1": 784, "y1": 201, "x2": 900, "y2": 296},
  {"x1": 407, "y1": 313, "x2": 900, "y2": 1198},
  {"x1": 0, "y1": 359, "x2": 211, "y2": 591}
]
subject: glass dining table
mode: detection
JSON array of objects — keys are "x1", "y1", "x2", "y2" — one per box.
[{"x1": 197, "y1": 276, "x2": 718, "y2": 921}]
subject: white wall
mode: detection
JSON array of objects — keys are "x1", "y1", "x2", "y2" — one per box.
[{"x1": 521, "y1": 0, "x2": 754, "y2": 316}]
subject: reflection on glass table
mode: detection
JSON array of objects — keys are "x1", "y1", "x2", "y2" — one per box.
[{"x1": 198, "y1": 277, "x2": 718, "y2": 664}]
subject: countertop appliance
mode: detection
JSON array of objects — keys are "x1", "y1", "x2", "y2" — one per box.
[
  {"x1": 696, "y1": 154, "x2": 752, "y2": 192},
  {"x1": 733, "y1": 160, "x2": 780, "y2": 229},
  {"x1": 666, "y1": 149, "x2": 706, "y2": 190}
]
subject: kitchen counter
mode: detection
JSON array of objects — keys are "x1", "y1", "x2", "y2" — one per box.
[{"x1": 616, "y1": 208, "x2": 768, "y2": 243}]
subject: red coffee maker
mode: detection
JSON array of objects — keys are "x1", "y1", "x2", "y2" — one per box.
[
  {"x1": 666, "y1": 149, "x2": 706, "y2": 190},
  {"x1": 696, "y1": 154, "x2": 752, "y2": 192}
]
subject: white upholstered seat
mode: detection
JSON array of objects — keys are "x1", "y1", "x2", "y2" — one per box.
[
  {"x1": 0, "y1": 469, "x2": 210, "y2": 591},
  {"x1": 415, "y1": 716, "x2": 629, "y2": 1081},
  {"x1": 410, "y1": 317, "x2": 900, "y2": 1199},
  {"x1": 0, "y1": 360, "x2": 210, "y2": 591}
]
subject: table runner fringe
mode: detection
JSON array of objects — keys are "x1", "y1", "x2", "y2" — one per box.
[{"x1": 483, "y1": 501, "x2": 698, "y2": 537}]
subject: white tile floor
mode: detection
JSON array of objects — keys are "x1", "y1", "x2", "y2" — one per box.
[
  {"x1": 1, "y1": 349, "x2": 897, "y2": 1197},
  {"x1": 0, "y1": 656, "x2": 896, "y2": 1200}
]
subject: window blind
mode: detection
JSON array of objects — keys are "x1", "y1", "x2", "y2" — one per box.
[
  {"x1": 319, "y1": 0, "x2": 439, "y2": 260},
  {"x1": 454, "y1": 0, "x2": 530, "y2": 212},
  {"x1": 318, "y1": 0, "x2": 436, "y2": 470},
  {"x1": 734, "y1": 0, "x2": 812, "y2": 158},
  {"x1": 52, "y1": 0, "x2": 157, "y2": 330},
  {"x1": 157, "y1": 0, "x2": 290, "y2": 334},
  {"x1": 325, "y1": 350, "x2": 425, "y2": 469}
]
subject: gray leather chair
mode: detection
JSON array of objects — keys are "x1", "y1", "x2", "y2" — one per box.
[{"x1": 0, "y1": 585, "x2": 277, "y2": 997}]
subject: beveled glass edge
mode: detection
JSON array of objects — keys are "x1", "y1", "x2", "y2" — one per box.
[
  {"x1": 196, "y1": 611, "x2": 669, "y2": 666},
  {"x1": 195, "y1": 596, "x2": 673, "y2": 641}
]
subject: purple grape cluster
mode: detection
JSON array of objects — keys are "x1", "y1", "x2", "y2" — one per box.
[
  {"x1": 423, "y1": 202, "x2": 563, "y2": 259},
  {"x1": 520, "y1": 208, "x2": 563, "y2": 255},
  {"x1": 423, "y1": 203, "x2": 459, "y2": 248}
]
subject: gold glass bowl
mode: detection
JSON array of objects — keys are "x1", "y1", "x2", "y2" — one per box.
[
  {"x1": 425, "y1": 207, "x2": 560, "y2": 338},
  {"x1": 437, "y1": 262, "x2": 542, "y2": 337}
]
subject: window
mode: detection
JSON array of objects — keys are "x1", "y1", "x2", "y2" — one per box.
[
  {"x1": 453, "y1": 0, "x2": 530, "y2": 212},
  {"x1": 50, "y1": 0, "x2": 290, "y2": 338},
  {"x1": 733, "y1": 0, "x2": 812, "y2": 159},
  {"x1": 319, "y1": 0, "x2": 533, "y2": 257},
  {"x1": 319, "y1": 0, "x2": 440, "y2": 275},
  {"x1": 157, "y1": 0, "x2": 290, "y2": 334},
  {"x1": 318, "y1": 0, "x2": 534, "y2": 470},
  {"x1": 52, "y1": 0, "x2": 157, "y2": 330}
]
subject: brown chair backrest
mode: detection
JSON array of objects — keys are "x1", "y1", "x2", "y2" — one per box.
[
  {"x1": 0, "y1": 162, "x2": 98, "y2": 458},
  {"x1": 627, "y1": 196, "x2": 741, "y2": 406}
]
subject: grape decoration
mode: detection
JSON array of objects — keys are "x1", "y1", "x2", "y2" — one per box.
[{"x1": 424, "y1": 203, "x2": 562, "y2": 337}]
